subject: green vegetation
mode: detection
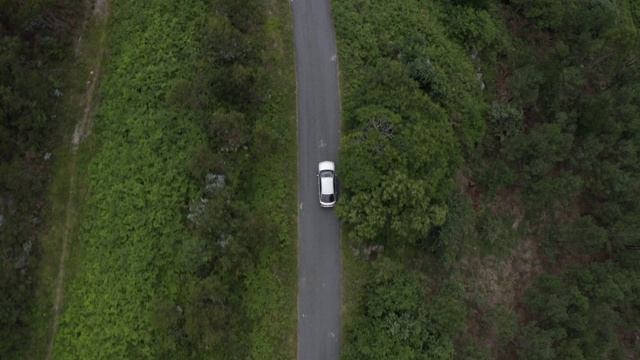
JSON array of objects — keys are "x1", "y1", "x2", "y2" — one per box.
[
  {"x1": 2, "y1": 0, "x2": 295, "y2": 358},
  {"x1": 0, "y1": 1, "x2": 82, "y2": 358},
  {"x1": 50, "y1": 0, "x2": 297, "y2": 358},
  {"x1": 342, "y1": 258, "x2": 458, "y2": 360},
  {"x1": 335, "y1": 2, "x2": 470, "y2": 249},
  {"x1": 333, "y1": 0, "x2": 479, "y2": 356},
  {"x1": 334, "y1": 0, "x2": 640, "y2": 358}
]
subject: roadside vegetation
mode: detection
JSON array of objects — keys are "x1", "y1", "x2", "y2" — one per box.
[
  {"x1": 52, "y1": 0, "x2": 297, "y2": 358},
  {"x1": 0, "y1": 1, "x2": 82, "y2": 358},
  {"x1": 2, "y1": 0, "x2": 296, "y2": 359},
  {"x1": 334, "y1": 0, "x2": 640, "y2": 358}
]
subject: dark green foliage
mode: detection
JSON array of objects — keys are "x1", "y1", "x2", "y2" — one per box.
[
  {"x1": 610, "y1": 212, "x2": 640, "y2": 269},
  {"x1": 477, "y1": 160, "x2": 517, "y2": 196},
  {"x1": 404, "y1": 35, "x2": 451, "y2": 102},
  {"x1": 505, "y1": 64, "x2": 544, "y2": 108},
  {"x1": 214, "y1": 0, "x2": 266, "y2": 35},
  {"x1": 337, "y1": 0, "x2": 640, "y2": 358},
  {"x1": 342, "y1": 259, "x2": 454, "y2": 360},
  {"x1": 422, "y1": 191, "x2": 476, "y2": 266},
  {"x1": 334, "y1": 1, "x2": 489, "y2": 358},
  {"x1": 451, "y1": 0, "x2": 491, "y2": 10},
  {"x1": 556, "y1": 215, "x2": 608, "y2": 256},
  {"x1": 518, "y1": 263, "x2": 640, "y2": 359},
  {"x1": 337, "y1": 69, "x2": 458, "y2": 245},
  {"x1": 515, "y1": 323, "x2": 564, "y2": 360},
  {"x1": 334, "y1": 0, "x2": 487, "y2": 148},
  {"x1": 506, "y1": 121, "x2": 574, "y2": 181},
  {"x1": 483, "y1": 306, "x2": 519, "y2": 347},
  {"x1": 509, "y1": 0, "x2": 616, "y2": 37},
  {"x1": 447, "y1": 5, "x2": 499, "y2": 52},
  {"x1": 470, "y1": 1, "x2": 640, "y2": 354},
  {"x1": 202, "y1": 1, "x2": 267, "y2": 111},
  {"x1": 524, "y1": 173, "x2": 583, "y2": 216},
  {"x1": 0, "y1": 1, "x2": 80, "y2": 357},
  {"x1": 485, "y1": 0, "x2": 640, "y2": 228},
  {"x1": 487, "y1": 101, "x2": 524, "y2": 143},
  {"x1": 336, "y1": 46, "x2": 462, "y2": 246},
  {"x1": 427, "y1": 280, "x2": 467, "y2": 339}
]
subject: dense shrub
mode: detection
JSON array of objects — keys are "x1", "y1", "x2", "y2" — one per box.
[
  {"x1": 342, "y1": 259, "x2": 455, "y2": 360},
  {"x1": 335, "y1": 0, "x2": 640, "y2": 358}
]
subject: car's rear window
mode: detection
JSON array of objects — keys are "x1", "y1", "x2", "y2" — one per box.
[{"x1": 321, "y1": 194, "x2": 335, "y2": 203}]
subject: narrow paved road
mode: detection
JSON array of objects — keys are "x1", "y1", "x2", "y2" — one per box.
[{"x1": 292, "y1": 1, "x2": 342, "y2": 359}]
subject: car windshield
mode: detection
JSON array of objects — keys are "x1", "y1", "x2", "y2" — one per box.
[{"x1": 320, "y1": 170, "x2": 333, "y2": 178}]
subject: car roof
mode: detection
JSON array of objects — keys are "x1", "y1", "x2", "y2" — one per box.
[{"x1": 320, "y1": 176, "x2": 334, "y2": 195}]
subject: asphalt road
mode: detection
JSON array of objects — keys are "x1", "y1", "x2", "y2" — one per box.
[{"x1": 292, "y1": 1, "x2": 342, "y2": 359}]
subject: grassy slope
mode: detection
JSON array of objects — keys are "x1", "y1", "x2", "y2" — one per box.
[
  {"x1": 47, "y1": 0, "x2": 297, "y2": 358},
  {"x1": 53, "y1": 1, "x2": 205, "y2": 358}
]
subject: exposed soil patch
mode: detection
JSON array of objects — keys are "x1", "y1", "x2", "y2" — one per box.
[
  {"x1": 458, "y1": 234, "x2": 542, "y2": 358},
  {"x1": 466, "y1": 236, "x2": 542, "y2": 309},
  {"x1": 71, "y1": 0, "x2": 109, "y2": 150},
  {"x1": 453, "y1": 176, "x2": 545, "y2": 356},
  {"x1": 94, "y1": 0, "x2": 109, "y2": 17}
]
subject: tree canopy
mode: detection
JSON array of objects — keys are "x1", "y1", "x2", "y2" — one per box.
[{"x1": 335, "y1": 0, "x2": 640, "y2": 358}]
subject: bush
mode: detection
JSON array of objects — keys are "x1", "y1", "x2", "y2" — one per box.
[
  {"x1": 447, "y1": 6, "x2": 499, "y2": 52},
  {"x1": 342, "y1": 258, "x2": 454, "y2": 360}
]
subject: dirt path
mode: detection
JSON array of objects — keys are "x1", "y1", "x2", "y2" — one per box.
[{"x1": 45, "y1": 1, "x2": 109, "y2": 358}]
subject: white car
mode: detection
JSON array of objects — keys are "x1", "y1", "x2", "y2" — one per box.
[{"x1": 318, "y1": 161, "x2": 337, "y2": 207}]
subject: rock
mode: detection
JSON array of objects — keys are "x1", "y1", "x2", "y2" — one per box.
[{"x1": 470, "y1": 48, "x2": 479, "y2": 61}]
